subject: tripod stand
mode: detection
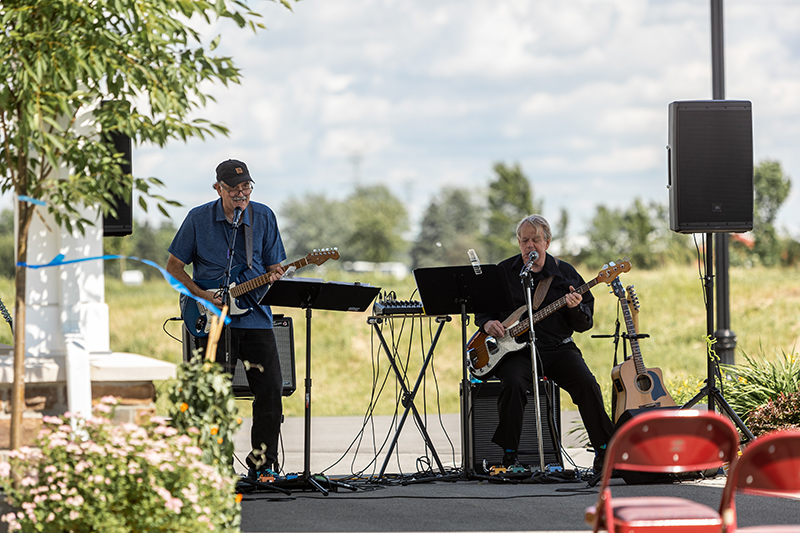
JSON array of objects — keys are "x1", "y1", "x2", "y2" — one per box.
[
  {"x1": 260, "y1": 277, "x2": 381, "y2": 494},
  {"x1": 681, "y1": 233, "x2": 754, "y2": 443}
]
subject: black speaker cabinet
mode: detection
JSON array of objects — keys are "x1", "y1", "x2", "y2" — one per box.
[
  {"x1": 182, "y1": 315, "x2": 296, "y2": 397},
  {"x1": 467, "y1": 379, "x2": 562, "y2": 471},
  {"x1": 668, "y1": 100, "x2": 753, "y2": 234},
  {"x1": 102, "y1": 130, "x2": 134, "y2": 237}
]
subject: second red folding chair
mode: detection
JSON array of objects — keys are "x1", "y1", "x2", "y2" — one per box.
[
  {"x1": 719, "y1": 428, "x2": 800, "y2": 532},
  {"x1": 585, "y1": 408, "x2": 741, "y2": 533}
]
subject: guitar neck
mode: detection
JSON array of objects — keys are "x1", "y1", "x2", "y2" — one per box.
[
  {"x1": 619, "y1": 296, "x2": 646, "y2": 374},
  {"x1": 229, "y1": 257, "x2": 308, "y2": 299},
  {"x1": 507, "y1": 277, "x2": 598, "y2": 338}
]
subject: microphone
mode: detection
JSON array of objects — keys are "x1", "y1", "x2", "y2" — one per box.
[
  {"x1": 520, "y1": 250, "x2": 539, "y2": 276},
  {"x1": 232, "y1": 207, "x2": 243, "y2": 226},
  {"x1": 467, "y1": 249, "x2": 482, "y2": 275}
]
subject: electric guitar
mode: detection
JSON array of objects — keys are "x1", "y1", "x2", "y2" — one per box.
[
  {"x1": 610, "y1": 279, "x2": 675, "y2": 422},
  {"x1": 181, "y1": 249, "x2": 339, "y2": 337},
  {"x1": 466, "y1": 259, "x2": 632, "y2": 378}
]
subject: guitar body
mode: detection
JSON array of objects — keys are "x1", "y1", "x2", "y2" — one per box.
[
  {"x1": 611, "y1": 358, "x2": 675, "y2": 418},
  {"x1": 466, "y1": 260, "x2": 632, "y2": 378},
  {"x1": 180, "y1": 265, "x2": 250, "y2": 337},
  {"x1": 181, "y1": 249, "x2": 340, "y2": 337},
  {"x1": 467, "y1": 306, "x2": 529, "y2": 377}
]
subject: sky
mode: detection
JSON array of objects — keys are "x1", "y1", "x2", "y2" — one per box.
[{"x1": 8, "y1": 0, "x2": 800, "y2": 241}]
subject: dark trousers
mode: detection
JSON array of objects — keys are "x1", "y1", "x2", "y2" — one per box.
[
  {"x1": 490, "y1": 342, "x2": 614, "y2": 452},
  {"x1": 198, "y1": 328, "x2": 284, "y2": 470}
]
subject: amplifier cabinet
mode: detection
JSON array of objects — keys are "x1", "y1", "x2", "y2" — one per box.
[
  {"x1": 183, "y1": 315, "x2": 296, "y2": 397},
  {"x1": 467, "y1": 379, "x2": 562, "y2": 471}
]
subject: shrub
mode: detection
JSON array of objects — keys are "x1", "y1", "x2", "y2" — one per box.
[
  {"x1": 0, "y1": 396, "x2": 240, "y2": 532},
  {"x1": 745, "y1": 392, "x2": 800, "y2": 436},
  {"x1": 166, "y1": 355, "x2": 242, "y2": 476},
  {"x1": 720, "y1": 349, "x2": 800, "y2": 426}
]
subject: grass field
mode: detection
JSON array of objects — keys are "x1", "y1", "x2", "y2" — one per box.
[{"x1": 1, "y1": 263, "x2": 798, "y2": 419}]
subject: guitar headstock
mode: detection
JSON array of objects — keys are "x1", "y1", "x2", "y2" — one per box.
[
  {"x1": 609, "y1": 277, "x2": 625, "y2": 299},
  {"x1": 595, "y1": 258, "x2": 631, "y2": 286},
  {"x1": 626, "y1": 285, "x2": 640, "y2": 312},
  {"x1": 306, "y1": 248, "x2": 340, "y2": 265}
]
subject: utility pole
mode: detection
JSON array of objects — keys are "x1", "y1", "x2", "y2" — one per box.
[{"x1": 711, "y1": 0, "x2": 737, "y2": 366}]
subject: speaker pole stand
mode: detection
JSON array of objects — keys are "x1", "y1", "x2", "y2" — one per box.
[{"x1": 681, "y1": 233, "x2": 754, "y2": 443}]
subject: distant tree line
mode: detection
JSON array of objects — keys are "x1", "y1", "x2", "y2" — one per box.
[{"x1": 0, "y1": 159, "x2": 794, "y2": 279}]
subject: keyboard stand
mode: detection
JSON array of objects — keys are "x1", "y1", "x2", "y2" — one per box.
[{"x1": 367, "y1": 314, "x2": 451, "y2": 479}]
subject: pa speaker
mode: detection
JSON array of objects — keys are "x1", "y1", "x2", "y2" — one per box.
[
  {"x1": 182, "y1": 315, "x2": 296, "y2": 397},
  {"x1": 102, "y1": 130, "x2": 134, "y2": 237},
  {"x1": 668, "y1": 100, "x2": 753, "y2": 234},
  {"x1": 467, "y1": 379, "x2": 562, "y2": 471}
]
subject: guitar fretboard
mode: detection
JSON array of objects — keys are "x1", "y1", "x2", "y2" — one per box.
[
  {"x1": 229, "y1": 257, "x2": 309, "y2": 298},
  {"x1": 507, "y1": 278, "x2": 599, "y2": 338}
]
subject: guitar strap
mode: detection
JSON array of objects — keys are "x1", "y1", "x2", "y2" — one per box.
[
  {"x1": 245, "y1": 204, "x2": 253, "y2": 270},
  {"x1": 532, "y1": 276, "x2": 553, "y2": 310},
  {"x1": 531, "y1": 257, "x2": 558, "y2": 310}
]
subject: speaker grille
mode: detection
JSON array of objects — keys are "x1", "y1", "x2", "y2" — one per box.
[
  {"x1": 468, "y1": 380, "x2": 562, "y2": 470},
  {"x1": 230, "y1": 316, "x2": 296, "y2": 397},
  {"x1": 668, "y1": 100, "x2": 753, "y2": 233}
]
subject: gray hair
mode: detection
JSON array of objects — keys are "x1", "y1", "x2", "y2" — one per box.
[{"x1": 515, "y1": 214, "x2": 551, "y2": 241}]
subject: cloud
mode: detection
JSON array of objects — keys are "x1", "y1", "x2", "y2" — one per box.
[{"x1": 4, "y1": 0, "x2": 800, "y2": 241}]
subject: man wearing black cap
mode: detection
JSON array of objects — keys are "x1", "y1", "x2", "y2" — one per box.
[{"x1": 167, "y1": 159, "x2": 286, "y2": 480}]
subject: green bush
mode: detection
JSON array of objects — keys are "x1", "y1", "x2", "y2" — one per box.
[
  {"x1": 166, "y1": 355, "x2": 242, "y2": 476},
  {"x1": 721, "y1": 350, "x2": 800, "y2": 430}
]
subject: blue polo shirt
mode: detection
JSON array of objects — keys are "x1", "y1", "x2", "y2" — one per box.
[{"x1": 169, "y1": 199, "x2": 287, "y2": 329}]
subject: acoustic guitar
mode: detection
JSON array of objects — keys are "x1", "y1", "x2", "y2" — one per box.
[{"x1": 610, "y1": 278, "x2": 675, "y2": 422}]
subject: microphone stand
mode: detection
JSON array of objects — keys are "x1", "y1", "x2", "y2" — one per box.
[
  {"x1": 520, "y1": 264, "x2": 546, "y2": 473},
  {"x1": 218, "y1": 209, "x2": 243, "y2": 377}
]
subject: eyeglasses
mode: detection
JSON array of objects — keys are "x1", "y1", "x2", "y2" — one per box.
[{"x1": 219, "y1": 182, "x2": 253, "y2": 196}]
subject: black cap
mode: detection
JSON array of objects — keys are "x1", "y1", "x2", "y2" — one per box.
[{"x1": 215, "y1": 159, "x2": 253, "y2": 187}]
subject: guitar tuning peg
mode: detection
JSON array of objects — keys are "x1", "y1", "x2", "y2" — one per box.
[
  {"x1": 609, "y1": 261, "x2": 617, "y2": 267},
  {"x1": 602, "y1": 263, "x2": 609, "y2": 270}
]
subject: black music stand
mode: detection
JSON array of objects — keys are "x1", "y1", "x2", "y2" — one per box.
[
  {"x1": 259, "y1": 277, "x2": 381, "y2": 494},
  {"x1": 413, "y1": 265, "x2": 514, "y2": 476}
]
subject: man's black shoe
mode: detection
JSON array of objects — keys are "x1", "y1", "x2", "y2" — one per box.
[{"x1": 502, "y1": 450, "x2": 519, "y2": 467}]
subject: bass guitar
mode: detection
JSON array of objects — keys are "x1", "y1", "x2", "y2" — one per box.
[
  {"x1": 609, "y1": 279, "x2": 675, "y2": 422},
  {"x1": 181, "y1": 249, "x2": 340, "y2": 337},
  {"x1": 466, "y1": 259, "x2": 631, "y2": 378}
]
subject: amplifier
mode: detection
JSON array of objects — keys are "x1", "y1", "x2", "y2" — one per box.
[
  {"x1": 182, "y1": 315, "x2": 296, "y2": 397},
  {"x1": 467, "y1": 379, "x2": 562, "y2": 471}
]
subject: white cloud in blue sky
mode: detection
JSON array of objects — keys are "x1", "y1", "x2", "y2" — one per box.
[{"x1": 9, "y1": 0, "x2": 800, "y2": 241}]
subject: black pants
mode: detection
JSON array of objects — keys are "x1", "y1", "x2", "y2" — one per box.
[
  {"x1": 490, "y1": 342, "x2": 614, "y2": 452},
  {"x1": 197, "y1": 328, "x2": 283, "y2": 470}
]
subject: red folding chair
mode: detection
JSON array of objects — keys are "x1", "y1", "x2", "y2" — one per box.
[
  {"x1": 719, "y1": 429, "x2": 800, "y2": 532},
  {"x1": 585, "y1": 408, "x2": 740, "y2": 533}
]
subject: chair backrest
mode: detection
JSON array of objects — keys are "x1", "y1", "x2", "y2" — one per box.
[
  {"x1": 599, "y1": 409, "x2": 740, "y2": 488},
  {"x1": 719, "y1": 429, "x2": 800, "y2": 531}
]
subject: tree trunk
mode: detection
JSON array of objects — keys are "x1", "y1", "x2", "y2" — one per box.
[{"x1": 10, "y1": 203, "x2": 30, "y2": 450}]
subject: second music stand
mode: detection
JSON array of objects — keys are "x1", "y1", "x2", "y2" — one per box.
[
  {"x1": 260, "y1": 277, "x2": 381, "y2": 494},
  {"x1": 412, "y1": 265, "x2": 514, "y2": 476}
]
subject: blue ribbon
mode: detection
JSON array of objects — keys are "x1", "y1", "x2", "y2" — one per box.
[
  {"x1": 18, "y1": 195, "x2": 47, "y2": 206},
  {"x1": 18, "y1": 254, "x2": 229, "y2": 325}
]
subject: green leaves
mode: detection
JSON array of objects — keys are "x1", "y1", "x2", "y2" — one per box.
[{"x1": 0, "y1": 0, "x2": 295, "y2": 233}]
